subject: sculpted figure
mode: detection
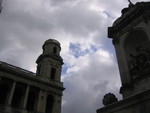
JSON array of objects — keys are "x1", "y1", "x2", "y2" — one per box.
[{"x1": 129, "y1": 45, "x2": 150, "y2": 76}]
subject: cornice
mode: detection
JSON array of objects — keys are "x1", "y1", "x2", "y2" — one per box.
[{"x1": 36, "y1": 53, "x2": 64, "y2": 65}]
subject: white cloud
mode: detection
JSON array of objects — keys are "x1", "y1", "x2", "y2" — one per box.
[
  {"x1": 1, "y1": 0, "x2": 148, "y2": 113},
  {"x1": 62, "y1": 48, "x2": 121, "y2": 113}
]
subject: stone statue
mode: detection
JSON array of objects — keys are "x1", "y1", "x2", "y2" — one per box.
[
  {"x1": 102, "y1": 93, "x2": 118, "y2": 106},
  {"x1": 129, "y1": 45, "x2": 150, "y2": 77}
]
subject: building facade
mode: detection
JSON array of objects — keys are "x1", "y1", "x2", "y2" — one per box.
[
  {"x1": 0, "y1": 39, "x2": 64, "y2": 113},
  {"x1": 97, "y1": 1, "x2": 150, "y2": 113}
]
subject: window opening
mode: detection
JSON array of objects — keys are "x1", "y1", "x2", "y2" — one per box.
[
  {"x1": 53, "y1": 47, "x2": 57, "y2": 54},
  {"x1": 50, "y1": 68, "x2": 56, "y2": 80}
]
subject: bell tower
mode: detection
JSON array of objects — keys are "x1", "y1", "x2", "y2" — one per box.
[
  {"x1": 36, "y1": 39, "x2": 63, "y2": 82},
  {"x1": 36, "y1": 39, "x2": 64, "y2": 113},
  {"x1": 108, "y1": 2, "x2": 150, "y2": 98}
]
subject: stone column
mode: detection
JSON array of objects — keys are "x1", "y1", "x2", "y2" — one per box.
[
  {"x1": 4, "y1": 81, "x2": 16, "y2": 113},
  {"x1": 22, "y1": 85, "x2": 30, "y2": 113}
]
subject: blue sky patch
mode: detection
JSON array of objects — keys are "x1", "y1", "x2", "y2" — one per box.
[
  {"x1": 62, "y1": 63, "x2": 76, "y2": 75},
  {"x1": 103, "y1": 10, "x2": 115, "y2": 19},
  {"x1": 69, "y1": 43, "x2": 99, "y2": 58},
  {"x1": 69, "y1": 43, "x2": 89, "y2": 58},
  {"x1": 90, "y1": 45, "x2": 98, "y2": 52}
]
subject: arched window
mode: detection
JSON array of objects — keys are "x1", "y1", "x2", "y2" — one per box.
[
  {"x1": 45, "y1": 95, "x2": 54, "y2": 113},
  {"x1": 0, "y1": 83, "x2": 9, "y2": 105},
  {"x1": 53, "y1": 47, "x2": 57, "y2": 54}
]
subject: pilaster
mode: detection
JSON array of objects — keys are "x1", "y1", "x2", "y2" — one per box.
[
  {"x1": 36, "y1": 89, "x2": 46, "y2": 113},
  {"x1": 52, "y1": 95, "x2": 61, "y2": 113}
]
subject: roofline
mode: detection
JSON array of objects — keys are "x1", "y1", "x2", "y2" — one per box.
[{"x1": 0, "y1": 61, "x2": 65, "y2": 91}]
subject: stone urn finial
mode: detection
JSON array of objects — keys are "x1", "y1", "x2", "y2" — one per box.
[{"x1": 102, "y1": 93, "x2": 118, "y2": 106}]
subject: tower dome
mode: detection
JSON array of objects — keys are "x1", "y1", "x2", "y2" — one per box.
[{"x1": 42, "y1": 39, "x2": 61, "y2": 56}]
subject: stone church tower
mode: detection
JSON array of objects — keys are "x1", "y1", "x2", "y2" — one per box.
[
  {"x1": 36, "y1": 39, "x2": 64, "y2": 113},
  {"x1": 97, "y1": 1, "x2": 150, "y2": 113}
]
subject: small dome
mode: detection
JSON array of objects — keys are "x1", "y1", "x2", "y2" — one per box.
[
  {"x1": 44, "y1": 39, "x2": 60, "y2": 46},
  {"x1": 42, "y1": 39, "x2": 61, "y2": 50}
]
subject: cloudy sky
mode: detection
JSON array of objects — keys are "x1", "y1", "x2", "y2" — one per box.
[{"x1": 0, "y1": 0, "x2": 149, "y2": 113}]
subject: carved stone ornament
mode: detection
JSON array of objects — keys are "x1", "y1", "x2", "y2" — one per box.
[
  {"x1": 129, "y1": 45, "x2": 150, "y2": 79},
  {"x1": 102, "y1": 93, "x2": 118, "y2": 106}
]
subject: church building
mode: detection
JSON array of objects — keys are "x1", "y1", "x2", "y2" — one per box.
[
  {"x1": 0, "y1": 39, "x2": 64, "y2": 113},
  {"x1": 97, "y1": 1, "x2": 150, "y2": 113}
]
